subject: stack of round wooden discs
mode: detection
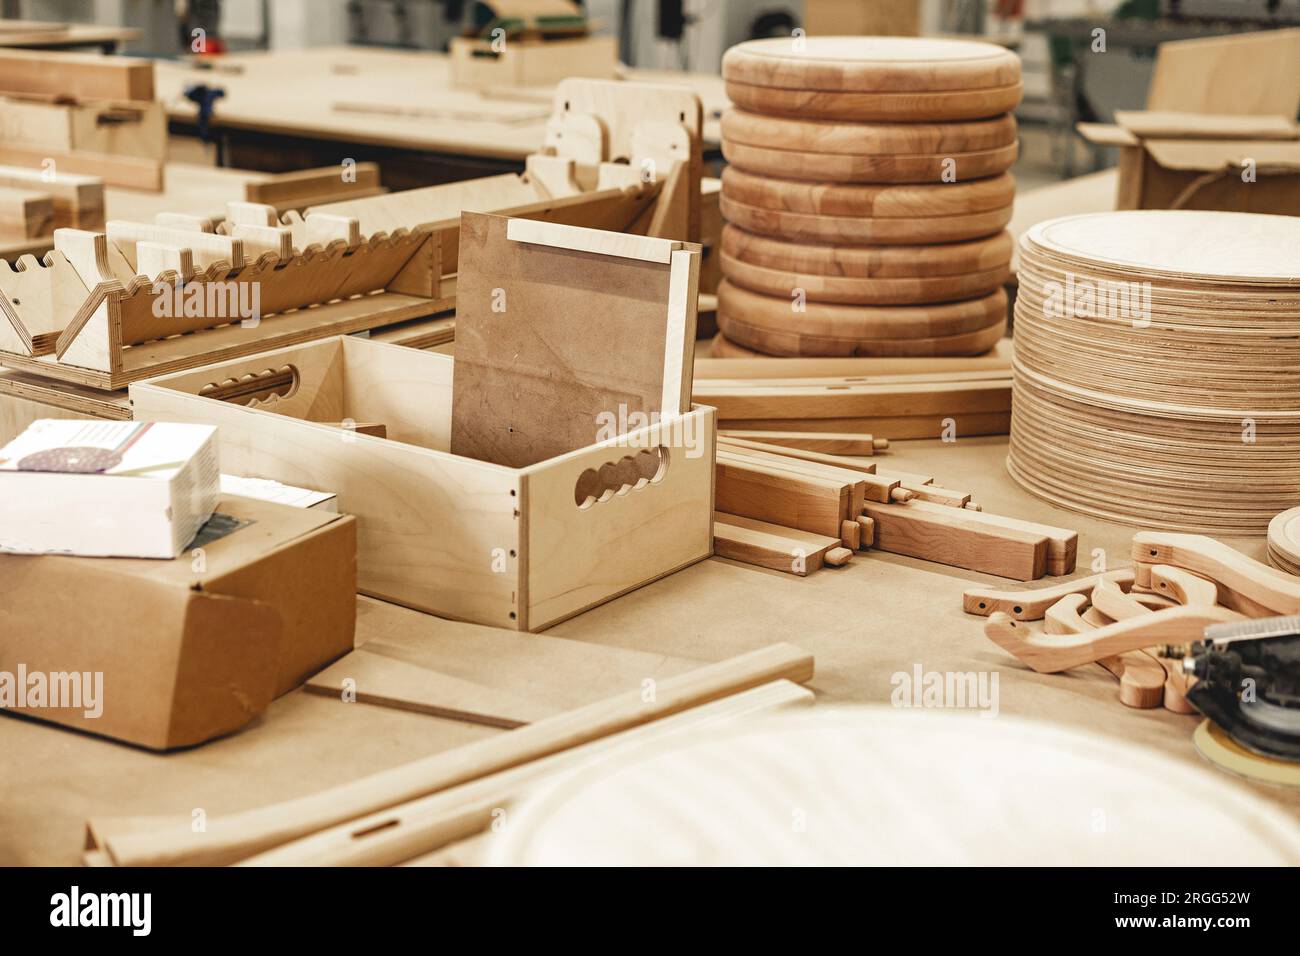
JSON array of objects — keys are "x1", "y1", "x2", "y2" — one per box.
[
  {"x1": 1011, "y1": 210, "x2": 1300, "y2": 535},
  {"x1": 716, "y1": 36, "x2": 1022, "y2": 357},
  {"x1": 1268, "y1": 507, "x2": 1300, "y2": 575}
]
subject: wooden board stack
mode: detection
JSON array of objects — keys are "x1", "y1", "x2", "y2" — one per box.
[
  {"x1": 715, "y1": 36, "x2": 1022, "y2": 358},
  {"x1": 1269, "y1": 507, "x2": 1300, "y2": 576},
  {"x1": 1011, "y1": 210, "x2": 1300, "y2": 535},
  {"x1": 714, "y1": 433, "x2": 1077, "y2": 581},
  {"x1": 694, "y1": 367, "x2": 1012, "y2": 440}
]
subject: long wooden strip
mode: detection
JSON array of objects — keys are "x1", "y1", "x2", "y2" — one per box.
[
  {"x1": 718, "y1": 428, "x2": 887, "y2": 455},
  {"x1": 964, "y1": 570, "x2": 1136, "y2": 619},
  {"x1": 864, "y1": 500, "x2": 1049, "y2": 581},
  {"x1": 696, "y1": 379, "x2": 1011, "y2": 420},
  {"x1": 713, "y1": 514, "x2": 839, "y2": 575},
  {"x1": 718, "y1": 412, "x2": 1011, "y2": 439},
  {"x1": 101, "y1": 643, "x2": 816, "y2": 867},
  {"x1": 714, "y1": 457, "x2": 849, "y2": 537},
  {"x1": 718, "y1": 435, "x2": 878, "y2": 474},
  {"x1": 239, "y1": 680, "x2": 815, "y2": 867},
  {"x1": 718, "y1": 442, "x2": 897, "y2": 504},
  {"x1": 717, "y1": 447, "x2": 867, "y2": 519},
  {"x1": 0, "y1": 48, "x2": 155, "y2": 101},
  {"x1": 0, "y1": 144, "x2": 161, "y2": 191},
  {"x1": 905, "y1": 499, "x2": 1077, "y2": 575},
  {"x1": 303, "y1": 645, "x2": 560, "y2": 729},
  {"x1": 984, "y1": 605, "x2": 1241, "y2": 673},
  {"x1": 1133, "y1": 532, "x2": 1300, "y2": 614}
]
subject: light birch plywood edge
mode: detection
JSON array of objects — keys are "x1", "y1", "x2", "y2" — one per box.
[
  {"x1": 129, "y1": 338, "x2": 526, "y2": 629},
  {"x1": 506, "y1": 216, "x2": 681, "y2": 263},
  {"x1": 520, "y1": 405, "x2": 716, "y2": 631}
]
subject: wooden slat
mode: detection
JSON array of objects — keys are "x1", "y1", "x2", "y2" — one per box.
[
  {"x1": 863, "y1": 500, "x2": 1049, "y2": 581},
  {"x1": 713, "y1": 512, "x2": 840, "y2": 575},
  {"x1": 0, "y1": 48, "x2": 154, "y2": 101}
]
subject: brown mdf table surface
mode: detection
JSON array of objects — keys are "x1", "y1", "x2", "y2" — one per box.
[
  {"x1": 155, "y1": 47, "x2": 728, "y2": 164},
  {"x1": 2, "y1": 435, "x2": 1295, "y2": 867}
]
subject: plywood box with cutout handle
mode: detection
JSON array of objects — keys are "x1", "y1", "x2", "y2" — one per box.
[{"x1": 129, "y1": 336, "x2": 715, "y2": 631}]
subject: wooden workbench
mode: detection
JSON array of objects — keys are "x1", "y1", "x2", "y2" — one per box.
[
  {"x1": 3, "y1": 434, "x2": 1294, "y2": 866},
  {"x1": 155, "y1": 46, "x2": 728, "y2": 186}
]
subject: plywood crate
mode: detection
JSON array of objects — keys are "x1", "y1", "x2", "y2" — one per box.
[{"x1": 130, "y1": 335, "x2": 716, "y2": 631}]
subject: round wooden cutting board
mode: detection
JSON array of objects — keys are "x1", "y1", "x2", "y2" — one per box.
[
  {"x1": 725, "y1": 78, "x2": 1024, "y2": 122},
  {"x1": 721, "y1": 108, "x2": 1018, "y2": 156},
  {"x1": 721, "y1": 167, "x2": 1014, "y2": 218},
  {"x1": 720, "y1": 194, "x2": 1012, "y2": 245},
  {"x1": 722, "y1": 225, "x2": 1014, "y2": 278},
  {"x1": 1269, "y1": 507, "x2": 1300, "y2": 574},
  {"x1": 720, "y1": 250, "x2": 1007, "y2": 305},
  {"x1": 487, "y1": 709, "x2": 1300, "y2": 866},
  {"x1": 717, "y1": 279, "x2": 1007, "y2": 356},
  {"x1": 722, "y1": 138, "x2": 1018, "y2": 184},
  {"x1": 722, "y1": 36, "x2": 1022, "y2": 93}
]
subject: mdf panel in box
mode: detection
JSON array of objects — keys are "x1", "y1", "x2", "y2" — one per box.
[{"x1": 132, "y1": 336, "x2": 715, "y2": 632}]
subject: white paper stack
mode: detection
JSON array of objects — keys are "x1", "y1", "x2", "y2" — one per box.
[
  {"x1": 220, "y1": 474, "x2": 338, "y2": 511},
  {"x1": 0, "y1": 419, "x2": 220, "y2": 558}
]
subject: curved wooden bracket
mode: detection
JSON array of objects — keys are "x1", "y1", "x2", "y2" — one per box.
[{"x1": 984, "y1": 604, "x2": 1242, "y2": 674}]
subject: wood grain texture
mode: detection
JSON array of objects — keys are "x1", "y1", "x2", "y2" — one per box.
[
  {"x1": 451, "y1": 212, "x2": 697, "y2": 468},
  {"x1": 721, "y1": 109, "x2": 1018, "y2": 156},
  {"x1": 717, "y1": 279, "x2": 1006, "y2": 357},
  {"x1": 721, "y1": 36, "x2": 1022, "y2": 93},
  {"x1": 863, "y1": 499, "x2": 1048, "y2": 581},
  {"x1": 721, "y1": 167, "x2": 1015, "y2": 218},
  {"x1": 720, "y1": 224, "x2": 1013, "y2": 278},
  {"x1": 721, "y1": 138, "x2": 1018, "y2": 185},
  {"x1": 724, "y1": 78, "x2": 1023, "y2": 123},
  {"x1": 720, "y1": 250, "x2": 1006, "y2": 305},
  {"x1": 720, "y1": 194, "x2": 1012, "y2": 245}
]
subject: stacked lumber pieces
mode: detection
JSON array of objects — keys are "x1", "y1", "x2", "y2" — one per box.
[
  {"x1": 967, "y1": 531, "x2": 1300, "y2": 710},
  {"x1": 1011, "y1": 210, "x2": 1300, "y2": 535},
  {"x1": 0, "y1": 165, "x2": 103, "y2": 237},
  {"x1": 715, "y1": 36, "x2": 1021, "y2": 358},
  {"x1": 695, "y1": 367, "x2": 1012, "y2": 440},
  {"x1": 714, "y1": 434, "x2": 1077, "y2": 580},
  {"x1": 1268, "y1": 507, "x2": 1300, "y2": 576},
  {"x1": 0, "y1": 50, "x2": 162, "y2": 191},
  {"x1": 81, "y1": 642, "x2": 816, "y2": 866}
]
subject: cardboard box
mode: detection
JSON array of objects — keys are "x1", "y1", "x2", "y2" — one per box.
[
  {"x1": 130, "y1": 336, "x2": 715, "y2": 632},
  {"x1": 0, "y1": 496, "x2": 357, "y2": 749},
  {"x1": 0, "y1": 419, "x2": 220, "y2": 559},
  {"x1": 1078, "y1": 112, "x2": 1300, "y2": 215}
]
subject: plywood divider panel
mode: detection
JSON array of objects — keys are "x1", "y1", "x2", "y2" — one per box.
[{"x1": 522, "y1": 406, "x2": 715, "y2": 630}]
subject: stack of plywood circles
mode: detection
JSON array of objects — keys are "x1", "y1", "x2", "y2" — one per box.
[
  {"x1": 716, "y1": 36, "x2": 1023, "y2": 358},
  {"x1": 1011, "y1": 210, "x2": 1300, "y2": 535},
  {"x1": 1269, "y1": 508, "x2": 1300, "y2": 575}
]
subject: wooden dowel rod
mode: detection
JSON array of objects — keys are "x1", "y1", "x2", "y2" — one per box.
[{"x1": 102, "y1": 643, "x2": 816, "y2": 867}]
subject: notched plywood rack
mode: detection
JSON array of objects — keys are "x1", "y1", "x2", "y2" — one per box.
[
  {"x1": 0, "y1": 202, "x2": 441, "y2": 389},
  {"x1": 300, "y1": 78, "x2": 703, "y2": 350}
]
